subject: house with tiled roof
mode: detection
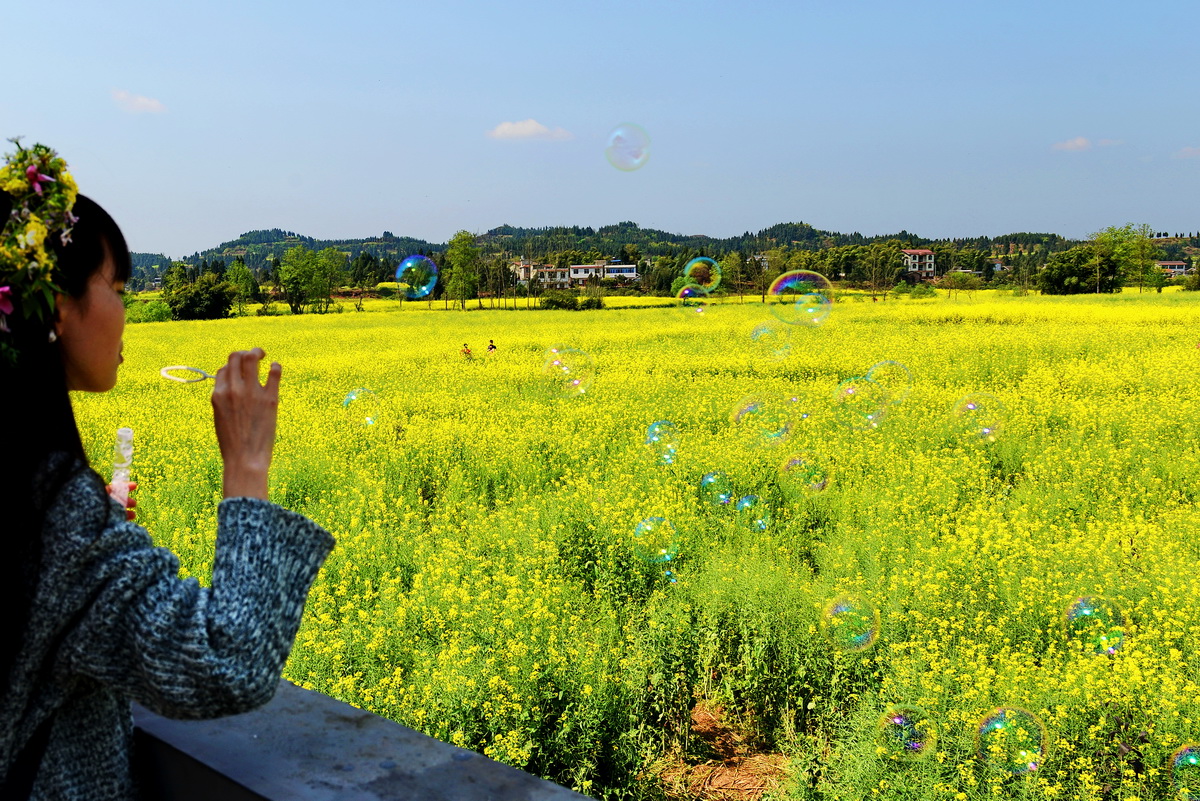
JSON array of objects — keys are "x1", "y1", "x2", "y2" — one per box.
[{"x1": 901, "y1": 249, "x2": 936, "y2": 281}]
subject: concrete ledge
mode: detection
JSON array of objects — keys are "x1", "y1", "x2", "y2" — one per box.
[{"x1": 132, "y1": 680, "x2": 593, "y2": 801}]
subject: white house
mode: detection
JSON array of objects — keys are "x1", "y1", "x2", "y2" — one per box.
[
  {"x1": 901, "y1": 249, "x2": 936, "y2": 280},
  {"x1": 1157, "y1": 261, "x2": 1191, "y2": 277}
]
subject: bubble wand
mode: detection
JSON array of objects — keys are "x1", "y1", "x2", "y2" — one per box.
[
  {"x1": 109, "y1": 427, "x2": 133, "y2": 507},
  {"x1": 160, "y1": 365, "x2": 217, "y2": 383}
]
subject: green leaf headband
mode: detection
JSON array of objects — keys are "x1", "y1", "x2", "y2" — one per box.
[{"x1": 0, "y1": 138, "x2": 79, "y2": 365}]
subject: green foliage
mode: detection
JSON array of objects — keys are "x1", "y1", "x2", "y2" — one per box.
[
  {"x1": 444, "y1": 231, "x2": 481, "y2": 310},
  {"x1": 908, "y1": 282, "x2": 937, "y2": 298},
  {"x1": 538, "y1": 290, "x2": 578, "y2": 310},
  {"x1": 124, "y1": 299, "x2": 172, "y2": 323},
  {"x1": 226, "y1": 258, "x2": 258, "y2": 315},
  {"x1": 1037, "y1": 244, "x2": 1122, "y2": 295},
  {"x1": 577, "y1": 296, "x2": 604, "y2": 310},
  {"x1": 164, "y1": 272, "x2": 235, "y2": 320}
]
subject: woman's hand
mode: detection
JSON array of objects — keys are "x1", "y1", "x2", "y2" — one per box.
[
  {"x1": 105, "y1": 482, "x2": 138, "y2": 521},
  {"x1": 211, "y1": 348, "x2": 281, "y2": 500}
]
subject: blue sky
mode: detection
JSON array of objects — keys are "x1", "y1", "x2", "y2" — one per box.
[{"x1": 5, "y1": 0, "x2": 1198, "y2": 256}]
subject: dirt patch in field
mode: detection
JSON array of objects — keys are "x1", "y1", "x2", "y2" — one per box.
[{"x1": 658, "y1": 703, "x2": 790, "y2": 801}]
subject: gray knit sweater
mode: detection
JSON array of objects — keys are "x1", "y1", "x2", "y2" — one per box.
[{"x1": 1, "y1": 459, "x2": 335, "y2": 800}]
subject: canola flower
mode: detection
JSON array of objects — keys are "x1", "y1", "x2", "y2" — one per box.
[{"x1": 74, "y1": 290, "x2": 1200, "y2": 799}]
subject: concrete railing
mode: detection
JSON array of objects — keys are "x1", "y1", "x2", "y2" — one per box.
[{"x1": 132, "y1": 680, "x2": 594, "y2": 801}]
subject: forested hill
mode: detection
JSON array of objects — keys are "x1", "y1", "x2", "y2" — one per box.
[
  {"x1": 132, "y1": 228, "x2": 436, "y2": 273},
  {"x1": 131, "y1": 221, "x2": 1087, "y2": 274},
  {"x1": 477, "y1": 221, "x2": 1080, "y2": 260}
]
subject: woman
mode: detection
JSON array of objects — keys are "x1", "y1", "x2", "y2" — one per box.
[{"x1": 0, "y1": 143, "x2": 335, "y2": 799}]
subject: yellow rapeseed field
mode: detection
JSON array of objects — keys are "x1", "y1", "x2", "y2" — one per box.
[{"x1": 75, "y1": 291, "x2": 1200, "y2": 800}]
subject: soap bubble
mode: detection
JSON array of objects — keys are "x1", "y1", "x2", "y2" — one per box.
[
  {"x1": 821, "y1": 595, "x2": 879, "y2": 652},
  {"x1": 832, "y1": 377, "x2": 888, "y2": 431},
  {"x1": 683, "y1": 257, "x2": 721, "y2": 292},
  {"x1": 543, "y1": 346, "x2": 595, "y2": 397},
  {"x1": 867, "y1": 360, "x2": 913, "y2": 405},
  {"x1": 779, "y1": 453, "x2": 830, "y2": 497},
  {"x1": 698, "y1": 471, "x2": 734, "y2": 507},
  {"x1": 731, "y1": 394, "x2": 800, "y2": 444},
  {"x1": 605, "y1": 123, "x2": 650, "y2": 171},
  {"x1": 1171, "y1": 744, "x2": 1200, "y2": 800},
  {"x1": 633, "y1": 517, "x2": 679, "y2": 563},
  {"x1": 645, "y1": 420, "x2": 680, "y2": 465},
  {"x1": 767, "y1": 270, "x2": 833, "y2": 326},
  {"x1": 662, "y1": 568, "x2": 678, "y2": 585},
  {"x1": 343, "y1": 388, "x2": 381, "y2": 427},
  {"x1": 877, "y1": 705, "x2": 936, "y2": 760},
  {"x1": 1063, "y1": 596, "x2": 1126, "y2": 655},
  {"x1": 976, "y1": 708, "x2": 1046, "y2": 775},
  {"x1": 396, "y1": 255, "x2": 439, "y2": 300},
  {"x1": 675, "y1": 284, "x2": 710, "y2": 314},
  {"x1": 951, "y1": 393, "x2": 1005, "y2": 442},
  {"x1": 750, "y1": 321, "x2": 792, "y2": 362},
  {"x1": 734, "y1": 495, "x2": 771, "y2": 531}
]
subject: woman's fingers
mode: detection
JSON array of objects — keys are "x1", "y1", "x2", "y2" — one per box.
[
  {"x1": 210, "y1": 347, "x2": 279, "y2": 500},
  {"x1": 265, "y1": 361, "x2": 282, "y2": 399}
]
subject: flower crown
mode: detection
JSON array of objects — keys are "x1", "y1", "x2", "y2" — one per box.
[{"x1": 0, "y1": 138, "x2": 79, "y2": 365}]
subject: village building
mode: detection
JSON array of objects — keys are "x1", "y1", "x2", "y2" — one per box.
[{"x1": 901, "y1": 249, "x2": 936, "y2": 281}]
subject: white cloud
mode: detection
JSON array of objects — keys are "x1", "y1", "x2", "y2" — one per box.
[
  {"x1": 486, "y1": 119, "x2": 571, "y2": 141},
  {"x1": 1173, "y1": 146, "x2": 1200, "y2": 159},
  {"x1": 1053, "y1": 136, "x2": 1092, "y2": 152},
  {"x1": 111, "y1": 89, "x2": 166, "y2": 114}
]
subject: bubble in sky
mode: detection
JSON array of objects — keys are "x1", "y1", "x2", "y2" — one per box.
[
  {"x1": 950, "y1": 392, "x2": 1005, "y2": 442},
  {"x1": 750, "y1": 321, "x2": 792, "y2": 362},
  {"x1": 779, "y1": 452, "x2": 830, "y2": 497},
  {"x1": 1171, "y1": 744, "x2": 1200, "y2": 800},
  {"x1": 976, "y1": 708, "x2": 1046, "y2": 775},
  {"x1": 1063, "y1": 596, "x2": 1126, "y2": 656},
  {"x1": 645, "y1": 420, "x2": 680, "y2": 465},
  {"x1": 634, "y1": 517, "x2": 679, "y2": 564},
  {"x1": 683, "y1": 257, "x2": 722, "y2": 293},
  {"x1": 396, "y1": 255, "x2": 439, "y2": 299},
  {"x1": 699, "y1": 471, "x2": 734, "y2": 508},
  {"x1": 877, "y1": 705, "x2": 937, "y2": 760},
  {"x1": 605, "y1": 123, "x2": 651, "y2": 171},
  {"x1": 543, "y1": 346, "x2": 595, "y2": 397},
  {"x1": 767, "y1": 270, "x2": 833, "y2": 326},
  {"x1": 675, "y1": 284, "x2": 710, "y2": 314},
  {"x1": 866, "y1": 360, "x2": 913, "y2": 406},
  {"x1": 821, "y1": 595, "x2": 879, "y2": 652},
  {"x1": 832, "y1": 377, "x2": 888, "y2": 431},
  {"x1": 343, "y1": 388, "x2": 381, "y2": 427}
]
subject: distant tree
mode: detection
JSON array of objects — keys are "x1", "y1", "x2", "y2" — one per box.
[
  {"x1": 1038, "y1": 245, "x2": 1120, "y2": 294},
  {"x1": 940, "y1": 270, "x2": 983, "y2": 299},
  {"x1": 721, "y1": 251, "x2": 745, "y2": 302},
  {"x1": 277, "y1": 246, "x2": 317, "y2": 314},
  {"x1": 444, "y1": 231, "x2": 480, "y2": 310},
  {"x1": 165, "y1": 271, "x2": 235, "y2": 320},
  {"x1": 226, "y1": 258, "x2": 257, "y2": 315},
  {"x1": 861, "y1": 243, "x2": 904, "y2": 300},
  {"x1": 309, "y1": 247, "x2": 346, "y2": 313}
]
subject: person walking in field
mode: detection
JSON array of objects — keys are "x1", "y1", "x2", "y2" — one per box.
[
  {"x1": 487, "y1": 339, "x2": 496, "y2": 353},
  {"x1": 461, "y1": 343, "x2": 473, "y2": 359},
  {"x1": 0, "y1": 141, "x2": 335, "y2": 799}
]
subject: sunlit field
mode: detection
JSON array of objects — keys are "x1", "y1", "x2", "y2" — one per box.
[{"x1": 75, "y1": 291, "x2": 1200, "y2": 800}]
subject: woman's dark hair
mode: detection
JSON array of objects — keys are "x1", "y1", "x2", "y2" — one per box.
[{"x1": 0, "y1": 193, "x2": 132, "y2": 682}]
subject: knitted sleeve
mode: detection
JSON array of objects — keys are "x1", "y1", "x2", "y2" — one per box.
[{"x1": 44, "y1": 466, "x2": 335, "y2": 720}]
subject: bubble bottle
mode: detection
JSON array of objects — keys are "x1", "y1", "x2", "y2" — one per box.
[{"x1": 109, "y1": 427, "x2": 133, "y2": 508}]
